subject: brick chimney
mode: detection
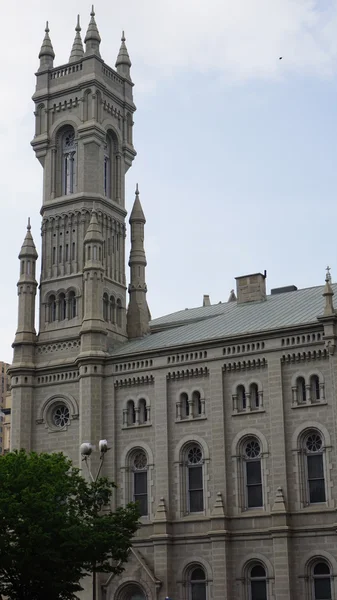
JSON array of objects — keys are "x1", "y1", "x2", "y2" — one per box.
[{"x1": 235, "y1": 271, "x2": 267, "y2": 304}]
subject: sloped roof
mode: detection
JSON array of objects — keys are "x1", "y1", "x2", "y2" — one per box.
[{"x1": 110, "y1": 282, "x2": 333, "y2": 358}]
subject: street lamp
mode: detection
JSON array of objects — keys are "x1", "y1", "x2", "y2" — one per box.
[{"x1": 80, "y1": 440, "x2": 110, "y2": 600}]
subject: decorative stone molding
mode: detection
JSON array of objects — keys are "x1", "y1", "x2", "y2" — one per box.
[
  {"x1": 223, "y1": 358, "x2": 267, "y2": 372},
  {"x1": 114, "y1": 375, "x2": 154, "y2": 388},
  {"x1": 167, "y1": 367, "x2": 209, "y2": 380},
  {"x1": 281, "y1": 349, "x2": 328, "y2": 363}
]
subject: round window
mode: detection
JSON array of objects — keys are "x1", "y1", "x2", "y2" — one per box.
[{"x1": 52, "y1": 404, "x2": 70, "y2": 428}]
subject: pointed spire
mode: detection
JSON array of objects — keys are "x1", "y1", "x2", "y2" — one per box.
[
  {"x1": 115, "y1": 31, "x2": 132, "y2": 80},
  {"x1": 69, "y1": 15, "x2": 84, "y2": 63},
  {"x1": 129, "y1": 184, "x2": 146, "y2": 223},
  {"x1": 38, "y1": 21, "x2": 55, "y2": 71},
  {"x1": 84, "y1": 208, "x2": 104, "y2": 244},
  {"x1": 272, "y1": 487, "x2": 286, "y2": 512},
  {"x1": 154, "y1": 497, "x2": 168, "y2": 522},
  {"x1": 228, "y1": 289, "x2": 237, "y2": 302},
  {"x1": 84, "y1": 6, "x2": 101, "y2": 57},
  {"x1": 211, "y1": 492, "x2": 225, "y2": 517},
  {"x1": 19, "y1": 218, "x2": 38, "y2": 260},
  {"x1": 323, "y1": 266, "x2": 335, "y2": 316}
]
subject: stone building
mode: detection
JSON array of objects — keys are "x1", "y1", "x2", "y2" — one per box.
[
  {"x1": 9, "y1": 9, "x2": 337, "y2": 600},
  {"x1": 0, "y1": 362, "x2": 10, "y2": 454}
]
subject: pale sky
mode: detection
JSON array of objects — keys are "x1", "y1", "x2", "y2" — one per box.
[{"x1": 1, "y1": 0, "x2": 337, "y2": 363}]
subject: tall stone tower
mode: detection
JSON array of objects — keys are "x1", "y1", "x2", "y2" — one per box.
[
  {"x1": 10, "y1": 10, "x2": 138, "y2": 455},
  {"x1": 31, "y1": 10, "x2": 136, "y2": 348}
]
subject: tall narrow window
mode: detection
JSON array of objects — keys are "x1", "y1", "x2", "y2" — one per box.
[
  {"x1": 127, "y1": 400, "x2": 136, "y2": 426},
  {"x1": 181, "y1": 392, "x2": 189, "y2": 419},
  {"x1": 297, "y1": 376, "x2": 306, "y2": 403},
  {"x1": 68, "y1": 292, "x2": 76, "y2": 319},
  {"x1": 52, "y1": 247, "x2": 56, "y2": 264},
  {"x1": 237, "y1": 385, "x2": 246, "y2": 411},
  {"x1": 310, "y1": 375, "x2": 320, "y2": 402},
  {"x1": 312, "y1": 562, "x2": 332, "y2": 600},
  {"x1": 104, "y1": 140, "x2": 111, "y2": 198},
  {"x1": 244, "y1": 438, "x2": 263, "y2": 509},
  {"x1": 103, "y1": 294, "x2": 109, "y2": 321},
  {"x1": 305, "y1": 432, "x2": 326, "y2": 504},
  {"x1": 192, "y1": 391, "x2": 202, "y2": 417},
  {"x1": 59, "y1": 293, "x2": 66, "y2": 320},
  {"x1": 110, "y1": 296, "x2": 115, "y2": 323},
  {"x1": 250, "y1": 383, "x2": 259, "y2": 409},
  {"x1": 187, "y1": 566, "x2": 207, "y2": 600},
  {"x1": 71, "y1": 242, "x2": 75, "y2": 261},
  {"x1": 27, "y1": 261, "x2": 31, "y2": 275},
  {"x1": 132, "y1": 451, "x2": 148, "y2": 516},
  {"x1": 49, "y1": 295, "x2": 57, "y2": 323},
  {"x1": 62, "y1": 129, "x2": 76, "y2": 195},
  {"x1": 65, "y1": 244, "x2": 69, "y2": 261},
  {"x1": 249, "y1": 564, "x2": 267, "y2": 600},
  {"x1": 138, "y1": 399, "x2": 147, "y2": 424},
  {"x1": 116, "y1": 299, "x2": 122, "y2": 327},
  {"x1": 186, "y1": 445, "x2": 204, "y2": 513}
]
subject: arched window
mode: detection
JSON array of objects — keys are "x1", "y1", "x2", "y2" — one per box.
[
  {"x1": 310, "y1": 375, "x2": 320, "y2": 402},
  {"x1": 110, "y1": 296, "x2": 115, "y2": 323},
  {"x1": 93, "y1": 245, "x2": 97, "y2": 260},
  {"x1": 49, "y1": 295, "x2": 57, "y2": 322},
  {"x1": 243, "y1": 438, "x2": 263, "y2": 509},
  {"x1": 62, "y1": 128, "x2": 76, "y2": 195},
  {"x1": 104, "y1": 138, "x2": 111, "y2": 198},
  {"x1": 296, "y1": 376, "x2": 306, "y2": 403},
  {"x1": 311, "y1": 561, "x2": 332, "y2": 600},
  {"x1": 68, "y1": 292, "x2": 76, "y2": 319},
  {"x1": 237, "y1": 385, "x2": 246, "y2": 411},
  {"x1": 250, "y1": 383, "x2": 259, "y2": 409},
  {"x1": 138, "y1": 399, "x2": 147, "y2": 425},
  {"x1": 116, "y1": 299, "x2": 122, "y2": 327},
  {"x1": 131, "y1": 450, "x2": 148, "y2": 516},
  {"x1": 304, "y1": 431, "x2": 326, "y2": 504},
  {"x1": 59, "y1": 293, "x2": 66, "y2": 320},
  {"x1": 185, "y1": 444, "x2": 204, "y2": 513},
  {"x1": 103, "y1": 293, "x2": 109, "y2": 321},
  {"x1": 181, "y1": 392, "x2": 189, "y2": 419},
  {"x1": 248, "y1": 563, "x2": 267, "y2": 600},
  {"x1": 192, "y1": 391, "x2": 202, "y2": 417},
  {"x1": 127, "y1": 400, "x2": 136, "y2": 426},
  {"x1": 186, "y1": 565, "x2": 207, "y2": 600}
]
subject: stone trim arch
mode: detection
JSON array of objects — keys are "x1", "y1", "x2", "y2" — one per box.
[
  {"x1": 174, "y1": 435, "x2": 210, "y2": 462},
  {"x1": 50, "y1": 118, "x2": 81, "y2": 145},
  {"x1": 37, "y1": 393, "x2": 79, "y2": 433},
  {"x1": 231, "y1": 428, "x2": 269, "y2": 457},
  {"x1": 102, "y1": 120, "x2": 123, "y2": 145},
  {"x1": 111, "y1": 578, "x2": 152, "y2": 600},
  {"x1": 180, "y1": 556, "x2": 213, "y2": 582},
  {"x1": 236, "y1": 553, "x2": 274, "y2": 580},
  {"x1": 301, "y1": 549, "x2": 337, "y2": 574},
  {"x1": 291, "y1": 421, "x2": 331, "y2": 450},
  {"x1": 121, "y1": 441, "x2": 154, "y2": 468}
]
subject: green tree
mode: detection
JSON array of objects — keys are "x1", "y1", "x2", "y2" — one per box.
[{"x1": 0, "y1": 450, "x2": 140, "y2": 600}]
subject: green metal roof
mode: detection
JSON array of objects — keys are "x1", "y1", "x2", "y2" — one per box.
[{"x1": 110, "y1": 282, "x2": 331, "y2": 357}]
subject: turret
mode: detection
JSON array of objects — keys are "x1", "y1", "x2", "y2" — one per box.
[
  {"x1": 115, "y1": 31, "x2": 132, "y2": 80},
  {"x1": 84, "y1": 6, "x2": 101, "y2": 57},
  {"x1": 13, "y1": 219, "x2": 38, "y2": 347},
  {"x1": 127, "y1": 185, "x2": 151, "y2": 339},
  {"x1": 80, "y1": 209, "x2": 107, "y2": 354},
  {"x1": 69, "y1": 15, "x2": 84, "y2": 63},
  {"x1": 38, "y1": 22, "x2": 55, "y2": 71}
]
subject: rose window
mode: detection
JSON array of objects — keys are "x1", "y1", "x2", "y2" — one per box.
[
  {"x1": 52, "y1": 404, "x2": 70, "y2": 428},
  {"x1": 245, "y1": 439, "x2": 261, "y2": 459},
  {"x1": 306, "y1": 433, "x2": 322, "y2": 453},
  {"x1": 133, "y1": 452, "x2": 147, "y2": 470},
  {"x1": 187, "y1": 446, "x2": 203, "y2": 465}
]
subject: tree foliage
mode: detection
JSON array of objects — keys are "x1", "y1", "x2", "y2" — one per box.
[{"x1": 0, "y1": 450, "x2": 140, "y2": 600}]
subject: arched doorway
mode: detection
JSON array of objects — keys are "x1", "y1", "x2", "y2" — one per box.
[{"x1": 116, "y1": 583, "x2": 147, "y2": 600}]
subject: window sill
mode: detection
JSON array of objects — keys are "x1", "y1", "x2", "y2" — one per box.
[
  {"x1": 122, "y1": 422, "x2": 152, "y2": 430},
  {"x1": 232, "y1": 409, "x2": 266, "y2": 417},
  {"x1": 175, "y1": 416, "x2": 207, "y2": 423},
  {"x1": 291, "y1": 401, "x2": 327, "y2": 409}
]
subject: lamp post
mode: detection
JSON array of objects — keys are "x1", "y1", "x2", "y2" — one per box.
[{"x1": 80, "y1": 439, "x2": 110, "y2": 600}]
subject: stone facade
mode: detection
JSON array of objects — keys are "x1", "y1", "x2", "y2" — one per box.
[
  {"x1": 9, "y1": 10, "x2": 337, "y2": 600},
  {"x1": 0, "y1": 362, "x2": 10, "y2": 454}
]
